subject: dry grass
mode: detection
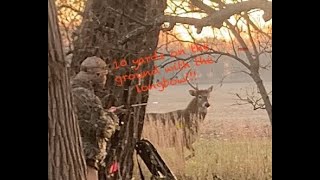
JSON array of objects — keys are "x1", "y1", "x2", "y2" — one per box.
[
  {"x1": 136, "y1": 117, "x2": 271, "y2": 179},
  {"x1": 185, "y1": 137, "x2": 271, "y2": 179},
  {"x1": 134, "y1": 118, "x2": 272, "y2": 180},
  {"x1": 133, "y1": 137, "x2": 271, "y2": 180}
]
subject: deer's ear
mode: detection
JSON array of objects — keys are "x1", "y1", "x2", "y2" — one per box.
[
  {"x1": 189, "y1": 89, "x2": 197, "y2": 96},
  {"x1": 208, "y1": 86, "x2": 213, "y2": 92}
]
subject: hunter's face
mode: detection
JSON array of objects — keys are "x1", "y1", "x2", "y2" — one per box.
[{"x1": 94, "y1": 70, "x2": 108, "y2": 89}]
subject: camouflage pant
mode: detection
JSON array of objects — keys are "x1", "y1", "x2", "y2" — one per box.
[{"x1": 82, "y1": 138, "x2": 108, "y2": 170}]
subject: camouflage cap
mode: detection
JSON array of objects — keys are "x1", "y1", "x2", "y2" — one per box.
[{"x1": 80, "y1": 56, "x2": 108, "y2": 74}]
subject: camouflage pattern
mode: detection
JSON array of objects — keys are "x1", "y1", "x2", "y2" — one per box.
[
  {"x1": 80, "y1": 56, "x2": 108, "y2": 72},
  {"x1": 71, "y1": 57, "x2": 119, "y2": 170}
]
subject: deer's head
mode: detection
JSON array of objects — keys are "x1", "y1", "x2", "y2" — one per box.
[
  {"x1": 186, "y1": 75, "x2": 213, "y2": 116},
  {"x1": 188, "y1": 85, "x2": 213, "y2": 111}
]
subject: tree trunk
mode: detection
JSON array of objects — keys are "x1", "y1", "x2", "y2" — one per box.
[
  {"x1": 48, "y1": 0, "x2": 87, "y2": 179},
  {"x1": 251, "y1": 72, "x2": 272, "y2": 125},
  {"x1": 71, "y1": 0, "x2": 166, "y2": 179}
]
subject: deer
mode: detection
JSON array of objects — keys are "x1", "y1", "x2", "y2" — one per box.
[{"x1": 142, "y1": 75, "x2": 213, "y2": 161}]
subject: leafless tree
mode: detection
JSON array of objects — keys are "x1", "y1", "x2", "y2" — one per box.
[{"x1": 157, "y1": 0, "x2": 272, "y2": 125}]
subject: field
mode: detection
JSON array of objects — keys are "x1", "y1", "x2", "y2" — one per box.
[{"x1": 133, "y1": 82, "x2": 272, "y2": 180}]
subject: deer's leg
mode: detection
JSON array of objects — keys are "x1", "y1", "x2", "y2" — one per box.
[{"x1": 185, "y1": 144, "x2": 195, "y2": 161}]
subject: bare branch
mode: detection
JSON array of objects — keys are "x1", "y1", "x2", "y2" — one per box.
[
  {"x1": 215, "y1": 54, "x2": 223, "y2": 63},
  {"x1": 157, "y1": 39, "x2": 180, "y2": 49},
  {"x1": 244, "y1": 13, "x2": 258, "y2": 58},
  {"x1": 162, "y1": 0, "x2": 271, "y2": 33},
  {"x1": 169, "y1": 59, "x2": 193, "y2": 80},
  {"x1": 190, "y1": 0, "x2": 213, "y2": 13},
  {"x1": 60, "y1": 20, "x2": 73, "y2": 53},
  {"x1": 186, "y1": 68, "x2": 198, "y2": 90},
  {"x1": 231, "y1": 87, "x2": 270, "y2": 110},
  {"x1": 218, "y1": 70, "x2": 250, "y2": 87},
  {"x1": 162, "y1": 33, "x2": 251, "y2": 69},
  {"x1": 226, "y1": 21, "x2": 256, "y2": 68},
  {"x1": 260, "y1": 59, "x2": 272, "y2": 70},
  {"x1": 58, "y1": 5, "x2": 83, "y2": 15},
  {"x1": 246, "y1": 15, "x2": 272, "y2": 39},
  {"x1": 184, "y1": 25, "x2": 196, "y2": 42},
  {"x1": 178, "y1": 0, "x2": 266, "y2": 69},
  {"x1": 168, "y1": 0, "x2": 187, "y2": 13}
]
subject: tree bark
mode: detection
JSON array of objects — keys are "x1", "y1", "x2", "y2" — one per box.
[
  {"x1": 48, "y1": 0, "x2": 87, "y2": 179},
  {"x1": 71, "y1": 0, "x2": 166, "y2": 179}
]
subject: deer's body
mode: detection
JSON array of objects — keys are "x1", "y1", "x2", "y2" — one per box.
[{"x1": 143, "y1": 86, "x2": 213, "y2": 160}]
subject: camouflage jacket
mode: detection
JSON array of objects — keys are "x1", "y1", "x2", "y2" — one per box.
[{"x1": 71, "y1": 77, "x2": 119, "y2": 169}]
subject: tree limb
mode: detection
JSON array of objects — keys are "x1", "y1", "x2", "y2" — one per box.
[
  {"x1": 162, "y1": 0, "x2": 272, "y2": 33},
  {"x1": 231, "y1": 87, "x2": 271, "y2": 110},
  {"x1": 169, "y1": 59, "x2": 193, "y2": 80},
  {"x1": 244, "y1": 13, "x2": 259, "y2": 59},
  {"x1": 218, "y1": 70, "x2": 250, "y2": 87},
  {"x1": 58, "y1": 5, "x2": 83, "y2": 15},
  {"x1": 162, "y1": 33, "x2": 251, "y2": 69},
  {"x1": 246, "y1": 15, "x2": 272, "y2": 39}
]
